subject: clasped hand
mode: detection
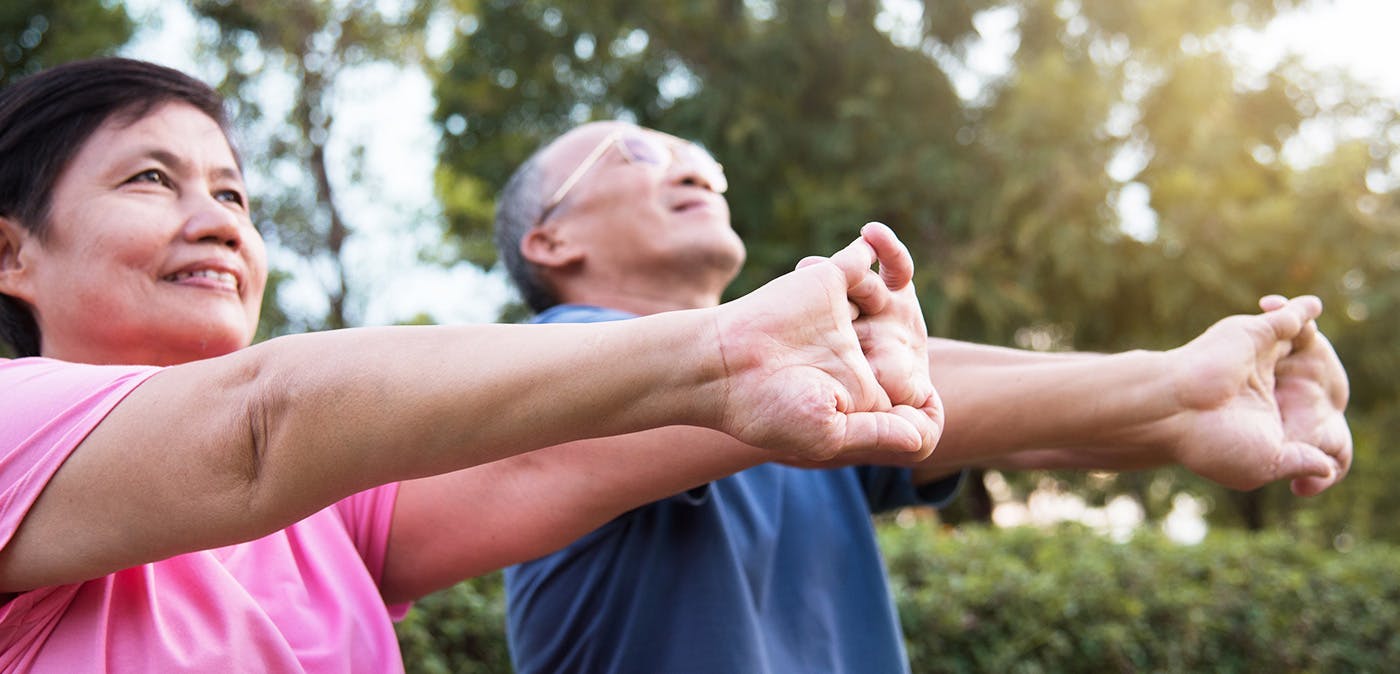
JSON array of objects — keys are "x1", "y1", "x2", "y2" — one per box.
[
  {"x1": 1166, "y1": 294, "x2": 1352, "y2": 495},
  {"x1": 711, "y1": 223, "x2": 943, "y2": 462}
]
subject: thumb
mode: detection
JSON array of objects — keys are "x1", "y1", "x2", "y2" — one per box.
[
  {"x1": 1276, "y1": 441, "x2": 1337, "y2": 485},
  {"x1": 890, "y1": 404, "x2": 941, "y2": 461},
  {"x1": 835, "y1": 411, "x2": 924, "y2": 456}
]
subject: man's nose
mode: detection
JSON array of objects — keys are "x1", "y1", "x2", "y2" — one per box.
[{"x1": 668, "y1": 152, "x2": 719, "y2": 193}]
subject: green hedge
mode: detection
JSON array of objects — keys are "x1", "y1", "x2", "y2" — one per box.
[
  {"x1": 396, "y1": 574, "x2": 511, "y2": 673},
  {"x1": 397, "y1": 523, "x2": 1400, "y2": 672}
]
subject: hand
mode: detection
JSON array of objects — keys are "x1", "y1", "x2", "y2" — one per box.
[
  {"x1": 1164, "y1": 295, "x2": 1351, "y2": 494},
  {"x1": 709, "y1": 230, "x2": 939, "y2": 463},
  {"x1": 852, "y1": 222, "x2": 944, "y2": 453},
  {"x1": 1258, "y1": 295, "x2": 1352, "y2": 496},
  {"x1": 782, "y1": 222, "x2": 944, "y2": 468}
]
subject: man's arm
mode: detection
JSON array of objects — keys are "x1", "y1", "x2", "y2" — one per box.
[
  {"x1": 382, "y1": 427, "x2": 767, "y2": 603},
  {"x1": 914, "y1": 296, "x2": 1352, "y2": 496}
]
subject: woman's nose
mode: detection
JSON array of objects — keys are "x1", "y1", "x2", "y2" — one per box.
[{"x1": 182, "y1": 194, "x2": 244, "y2": 250}]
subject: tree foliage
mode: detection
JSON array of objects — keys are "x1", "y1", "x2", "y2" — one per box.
[
  {"x1": 430, "y1": 0, "x2": 1400, "y2": 541},
  {"x1": 188, "y1": 0, "x2": 437, "y2": 334},
  {"x1": 0, "y1": 0, "x2": 133, "y2": 358},
  {"x1": 0, "y1": 0, "x2": 133, "y2": 88}
]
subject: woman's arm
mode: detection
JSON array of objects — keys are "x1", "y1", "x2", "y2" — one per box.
[{"x1": 0, "y1": 241, "x2": 935, "y2": 593}]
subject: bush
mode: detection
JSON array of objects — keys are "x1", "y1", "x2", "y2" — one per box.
[
  {"x1": 882, "y1": 522, "x2": 1400, "y2": 673},
  {"x1": 397, "y1": 523, "x2": 1400, "y2": 672},
  {"x1": 396, "y1": 573, "x2": 511, "y2": 673}
]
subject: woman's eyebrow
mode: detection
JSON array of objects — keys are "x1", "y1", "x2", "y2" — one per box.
[{"x1": 129, "y1": 147, "x2": 243, "y2": 182}]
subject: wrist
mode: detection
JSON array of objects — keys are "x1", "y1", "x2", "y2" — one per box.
[
  {"x1": 644, "y1": 305, "x2": 735, "y2": 432},
  {"x1": 1139, "y1": 346, "x2": 1217, "y2": 462}
]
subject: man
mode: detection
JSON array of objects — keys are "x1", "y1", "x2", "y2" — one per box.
[{"x1": 490, "y1": 121, "x2": 1352, "y2": 673}]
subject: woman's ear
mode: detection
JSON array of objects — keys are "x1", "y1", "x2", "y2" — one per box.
[
  {"x1": 520, "y1": 225, "x2": 585, "y2": 270},
  {"x1": 0, "y1": 217, "x2": 33, "y2": 301}
]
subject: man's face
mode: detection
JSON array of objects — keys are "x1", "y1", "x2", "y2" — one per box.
[{"x1": 536, "y1": 121, "x2": 746, "y2": 288}]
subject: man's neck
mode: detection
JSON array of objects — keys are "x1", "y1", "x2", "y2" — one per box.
[{"x1": 561, "y1": 286, "x2": 724, "y2": 316}]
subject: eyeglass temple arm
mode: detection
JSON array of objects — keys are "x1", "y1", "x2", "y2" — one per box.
[{"x1": 546, "y1": 129, "x2": 623, "y2": 208}]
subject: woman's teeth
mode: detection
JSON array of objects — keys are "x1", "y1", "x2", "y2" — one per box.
[{"x1": 166, "y1": 269, "x2": 238, "y2": 288}]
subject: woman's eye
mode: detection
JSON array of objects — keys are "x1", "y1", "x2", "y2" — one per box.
[
  {"x1": 128, "y1": 169, "x2": 171, "y2": 187},
  {"x1": 215, "y1": 190, "x2": 246, "y2": 207}
]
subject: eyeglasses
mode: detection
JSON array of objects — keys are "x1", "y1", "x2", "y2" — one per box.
[{"x1": 538, "y1": 129, "x2": 728, "y2": 225}]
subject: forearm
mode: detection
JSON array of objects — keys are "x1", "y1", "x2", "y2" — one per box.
[
  {"x1": 383, "y1": 427, "x2": 767, "y2": 602},
  {"x1": 919, "y1": 338, "x2": 1182, "y2": 475},
  {"x1": 249, "y1": 318, "x2": 728, "y2": 503}
]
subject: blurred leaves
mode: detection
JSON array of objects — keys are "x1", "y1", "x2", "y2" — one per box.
[
  {"x1": 430, "y1": 0, "x2": 1400, "y2": 541},
  {"x1": 188, "y1": 0, "x2": 439, "y2": 332},
  {"x1": 0, "y1": 0, "x2": 133, "y2": 87}
]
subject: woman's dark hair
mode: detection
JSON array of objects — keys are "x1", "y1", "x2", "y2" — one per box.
[{"x1": 0, "y1": 57, "x2": 232, "y2": 357}]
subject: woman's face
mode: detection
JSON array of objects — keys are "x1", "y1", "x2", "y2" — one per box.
[{"x1": 9, "y1": 101, "x2": 267, "y2": 365}]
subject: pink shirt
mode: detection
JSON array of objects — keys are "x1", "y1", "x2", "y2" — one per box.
[{"x1": 0, "y1": 358, "x2": 409, "y2": 672}]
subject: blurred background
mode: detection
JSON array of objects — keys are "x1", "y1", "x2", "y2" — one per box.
[{"x1": 6, "y1": 0, "x2": 1398, "y2": 669}]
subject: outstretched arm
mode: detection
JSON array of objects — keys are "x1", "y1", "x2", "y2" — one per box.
[
  {"x1": 915, "y1": 296, "x2": 1351, "y2": 495},
  {"x1": 0, "y1": 231, "x2": 929, "y2": 593}
]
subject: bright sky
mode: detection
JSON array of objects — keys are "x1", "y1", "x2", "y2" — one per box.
[{"x1": 119, "y1": 0, "x2": 1400, "y2": 329}]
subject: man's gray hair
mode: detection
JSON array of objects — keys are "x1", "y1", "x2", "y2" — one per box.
[{"x1": 494, "y1": 151, "x2": 559, "y2": 313}]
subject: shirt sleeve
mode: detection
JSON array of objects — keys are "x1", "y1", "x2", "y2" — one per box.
[
  {"x1": 0, "y1": 358, "x2": 162, "y2": 552},
  {"x1": 856, "y1": 465, "x2": 965, "y2": 514},
  {"x1": 330, "y1": 483, "x2": 411, "y2": 619}
]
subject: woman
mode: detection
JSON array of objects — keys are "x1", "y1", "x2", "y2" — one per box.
[{"x1": 0, "y1": 58, "x2": 939, "y2": 671}]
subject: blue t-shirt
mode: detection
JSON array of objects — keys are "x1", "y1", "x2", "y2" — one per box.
[{"x1": 505, "y1": 304, "x2": 963, "y2": 674}]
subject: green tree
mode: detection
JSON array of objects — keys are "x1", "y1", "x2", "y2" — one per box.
[
  {"x1": 431, "y1": 0, "x2": 1400, "y2": 541},
  {"x1": 0, "y1": 0, "x2": 134, "y2": 358},
  {"x1": 0, "y1": 0, "x2": 133, "y2": 87},
  {"x1": 188, "y1": 0, "x2": 437, "y2": 333}
]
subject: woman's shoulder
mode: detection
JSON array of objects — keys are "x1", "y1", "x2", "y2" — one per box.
[
  {"x1": 0, "y1": 357, "x2": 161, "y2": 403},
  {"x1": 0, "y1": 357, "x2": 163, "y2": 454}
]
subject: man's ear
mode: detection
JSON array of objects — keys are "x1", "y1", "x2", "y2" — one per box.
[
  {"x1": 520, "y1": 225, "x2": 585, "y2": 270},
  {"x1": 0, "y1": 217, "x2": 33, "y2": 301}
]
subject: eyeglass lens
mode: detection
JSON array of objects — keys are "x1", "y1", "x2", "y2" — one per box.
[{"x1": 618, "y1": 135, "x2": 727, "y2": 193}]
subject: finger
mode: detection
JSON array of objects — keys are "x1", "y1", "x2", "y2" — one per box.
[
  {"x1": 825, "y1": 237, "x2": 889, "y2": 316},
  {"x1": 833, "y1": 331, "x2": 894, "y2": 413},
  {"x1": 835, "y1": 410, "x2": 924, "y2": 455},
  {"x1": 890, "y1": 404, "x2": 941, "y2": 461},
  {"x1": 1262, "y1": 296, "x2": 1322, "y2": 343},
  {"x1": 860, "y1": 222, "x2": 914, "y2": 291},
  {"x1": 921, "y1": 385, "x2": 945, "y2": 438},
  {"x1": 797, "y1": 254, "x2": 867, "y2": 318},
  {"x1": 1315, "y1": 332, "x2": 1351, "y2": 409},
  {"x1": 1316, "y1": 415, "x2": 1354, "y2": 475},
  {"x1": 847, "y1": 269, "x2": 891, "y2": 316},
  {"x1": 1291, "y1": 474, "x2": 1336, "y2": 497},
  {"x1": 1275, "y1": 441, "x2": 1337, "y2": 485},
  {"x1": 1258, "y1": 294, "x2": 1287, "y2": 312},
  {"x1": 828, "y1": 236, "x2": 877, "y2": 283},
  {"x1": 1290, "y1": 431, "x2": 1348, "y2": 497}
]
